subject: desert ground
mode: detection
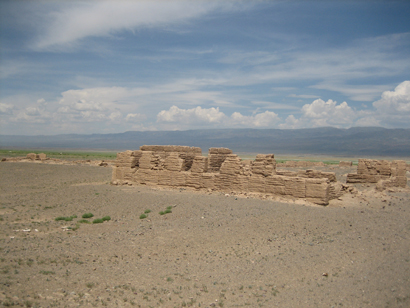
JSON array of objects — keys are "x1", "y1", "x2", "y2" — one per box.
[{"x1": 0, "y1": 161, "x2": 409, "y2": 307}]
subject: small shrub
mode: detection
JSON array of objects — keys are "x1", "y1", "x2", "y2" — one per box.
[
  {"x1": 78, "y1": 219, "x2": 90, "y2": 224},
  {"x1": 55, "y1": 216, "x2": 66, "y2": 221},
  {"x1": 139, "y1": 214, "x2": 147, "y2": 219},
  {"x1": 64, "y1": 216, "x2": 73, "y2": 221},
  {"x1": 144, "y1": 209, "x2": 151, "y2": 214},
  {"x1": 159, "y1": 211, "x2": 165, "y2": 215},
  {"x1": 82, "y1": 213, "x2": 94, "y2": 219},
  {"x1": 164, "y1": 208, "x2": 172, "y2": 214},
  {"x1": 92, "y1": 218, "x2": 104, "y2": 224},
  {"x1": 39, "y1": 270, "x2": 55, "y2": 275},
  {"x1": 166, "y1": 206, "x2": 173, "y2": 210},
  {"x1": 102, "y1": 216, "x2": 111, "y2": 221}
]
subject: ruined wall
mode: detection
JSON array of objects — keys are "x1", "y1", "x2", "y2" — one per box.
[
  {"x1": 339, "y1": 161, "x2": 353, "y2": 167},
  {"x1": 347, "y1": 159, "x2": 407, "y2": 189},
  {"x1": 26, "y1": 153, "x2": 47, "y2": 160},
  {"x1": 111, "y1": 145, "x2": 339, "y2": 205}
]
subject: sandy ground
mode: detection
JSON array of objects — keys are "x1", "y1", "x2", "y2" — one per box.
[{"x1": 0, "y1": 162, "x2": 409, "y2": 308}]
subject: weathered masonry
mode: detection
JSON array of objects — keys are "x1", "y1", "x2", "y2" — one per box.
[
  {"x1": 111, "y1": 145, "x2": 342, "y2": 205},
  {"x1": 346, "y1": 159, "x2": 407, "y2": 190}
]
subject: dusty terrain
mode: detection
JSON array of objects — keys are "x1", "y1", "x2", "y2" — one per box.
[{"x1": 0, "y1": 162, "x2": 409, "y2": 307}]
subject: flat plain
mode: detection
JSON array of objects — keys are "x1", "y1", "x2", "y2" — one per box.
[{"x1": 0, "y1": 161, "x2": 409, "y2": 307}]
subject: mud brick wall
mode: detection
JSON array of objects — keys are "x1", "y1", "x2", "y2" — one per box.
[
  {"x1": 26, "y1": 153, "x2": 47, "y2": 160},
  {"x1": 347, "y1": 159, "x2": 407, "y2": 188},
  {"x1": 339, "y1": 161, "x2": 353, "y2": 167},
  {"x1": 111, "y1": 145, "x2": 338, "y2": 205}
]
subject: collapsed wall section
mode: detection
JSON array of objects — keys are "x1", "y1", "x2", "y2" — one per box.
[
  {"x1": 111, "y1": 145, "x2": 338, "y2": 205},
  {"x1": 347, "y1": 159, "x2": 407, "y2": 189}
]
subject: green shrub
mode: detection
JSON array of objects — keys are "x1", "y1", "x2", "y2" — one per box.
[
  {"x1": 82, "y1": 213, "x2": 94, "y2": 219},
  {"x1": 144, "y1": 209, "x2": 151, "y2": 214},
  {"x1": 78, "y1": 219, "x2": 90, "y2": 224},
  {"x1": 92, "y1": 218, "x2": 104, "y2": 224},
  {"x1": 102, "y1": 216, "x2": 111, "y2": 221},
  {"x1": 139, "y1": 214, "x2": 147, "y2": 219},
  {"x1": 55, "y1": 216, "x2": 66, "y2": 221},
  {"x1": 159, "y1": 211, "x2": 165, "y2": 215},
  {"x1": 164, "y1": 208, "x2": 172, "y2": 214}
]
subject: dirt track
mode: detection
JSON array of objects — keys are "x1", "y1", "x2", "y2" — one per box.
[{"x1": 0, "y1": 162, "x2": 409, "y2": 307}]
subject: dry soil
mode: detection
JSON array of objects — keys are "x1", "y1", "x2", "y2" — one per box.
[{"x1": 0, "y1": 162, "x2": 409, "y2": 308}]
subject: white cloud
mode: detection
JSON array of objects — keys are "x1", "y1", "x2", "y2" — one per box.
[
  {"x1": 230, "y1": 110, "x2": 280, "y2": 127},
  {"x1": 372, "y1": 80, "x2": 410, "y2": 126},
  {"x1": 373, "y1": 80, "x2": 410, "y2": 114},
  {"x1": 0, "y1": 103, "x2": 14, "y2": 114},
  {"x1": 33, "y1": 1, "x2": 235, "y2": 49},
  {"x1": 157, "y1": 105, "x2": 281, "y2": 129},
  {"x1": 157, "y1": 105, "x2": 226, "y2": 126},
  {"x1": 125, "y1": 113, "x2": 146, "y2": 122},
  {"x1": 281, "y1": 99, "x2": 358, "y2": 128},
  {"x1": 279, "y1": 115, "x2": 299, "y2": 129}
]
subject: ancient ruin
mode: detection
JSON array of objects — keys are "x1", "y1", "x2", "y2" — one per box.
[
  {"x1": 111, "y1": 145, "x2": 344, "y2": 205},
  {"x1": 347, "y1": 159, "x2": 407, "y2": 190}
]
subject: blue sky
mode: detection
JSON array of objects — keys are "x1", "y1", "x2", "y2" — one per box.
[{"x1": 1, "y1": 0, "x2": 409, "y2": 135}]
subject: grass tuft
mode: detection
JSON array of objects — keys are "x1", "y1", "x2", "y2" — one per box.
[{"x1": 82, "y1": 213, "x2": 94, "y2": 219}]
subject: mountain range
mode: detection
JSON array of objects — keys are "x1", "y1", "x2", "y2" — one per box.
[{"x1": 1, "y1": 127, "x2": 409, "y2": 157}]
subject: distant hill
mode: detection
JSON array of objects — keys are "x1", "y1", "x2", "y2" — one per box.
[{"x1": 1, "y1": 127, "x2": 410, "y2": 157}]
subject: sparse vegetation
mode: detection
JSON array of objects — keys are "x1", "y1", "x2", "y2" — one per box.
[
  {"x1": 82, "y1": 213, "x2": 94, "y2": 219},
  {"x1": 55, "y1": 215, "x2": 77, "y2": 221},
  {"x1": 102, "y1": 216, "x2": 111, "y2": 221},
  {"x1": 139, "y1": 214, "x2": 147, "y2": 219},
  {"x1": 160, "y1": 206, "x2": 173, "y2": 215},
  {"x1": 92, "y1": 218, "x2": 104, "y2": 224}
]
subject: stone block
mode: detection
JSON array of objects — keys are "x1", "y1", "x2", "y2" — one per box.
[
  {"x1": 220, "y1": 155, "x2": 243, "y2": 175},
  {"x1": 391, "y1": 160, "x2": 407, "y2": 177},
  {"x1": 248, "y1": 174, "x2": 265, "y2": 193},
  {"x1": 275, "y1": 170, "x2": 298, "y2": 177},
  {"x1": 171, "y1": 171, "x2": 187, "y2": 187},
  {"x1": 158, "y1": 170, "x2": 172, "y2": 186},
  {"x1": 136, "y1": 169, "x2": 158, "y2": 185},
  {"x1": 284, "y1": 177, "x2": 306, "y2": 198},
  {"x1": 266, "y1": 175, "x2": 285, "y2": 195},
  {"x1": 164, "y1": 153, "x2": 184, "y2": 171},
  {"x1": 202, "y1": 173, "x2": 216, "y2": 190},
  {"x1": 37, "y1": 153, "x2": 47, "y2": 160},
  {"x1": 186, "y1": 173, "x2": 202, "y2": 189},
  {"x1": 26, "y1": 153, "x2": 37, "y2": 160},
  {"x1": 305, "y1": 178, "x2": 329, "y2": 205},
  {"x1": 214, "y1": 174, "x2": 236, "y2": 191},
  {"x1": 346, "y1": 173, "x2": 382, "y2": 183},
  {"x1": 190, "y1": 156, "x2": 208, "y2": 173}
]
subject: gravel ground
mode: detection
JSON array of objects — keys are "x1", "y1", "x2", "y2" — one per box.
[{"x1": 0, "y1": 162, "x2": 409, "y2": 308}]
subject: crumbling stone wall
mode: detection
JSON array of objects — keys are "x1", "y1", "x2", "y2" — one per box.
[
  {"x1": 26, "y1": 153, "x2": 47, "y2": 160},
  {"x1": 339, "y1": 161, "x2": 353, "y2": 167},
  {"x1": 112, "y1": 145, "x2": 340, "y2": 205},
  {"x1": 346, "y1": 159, "x2": 407, "y2": 189}
]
